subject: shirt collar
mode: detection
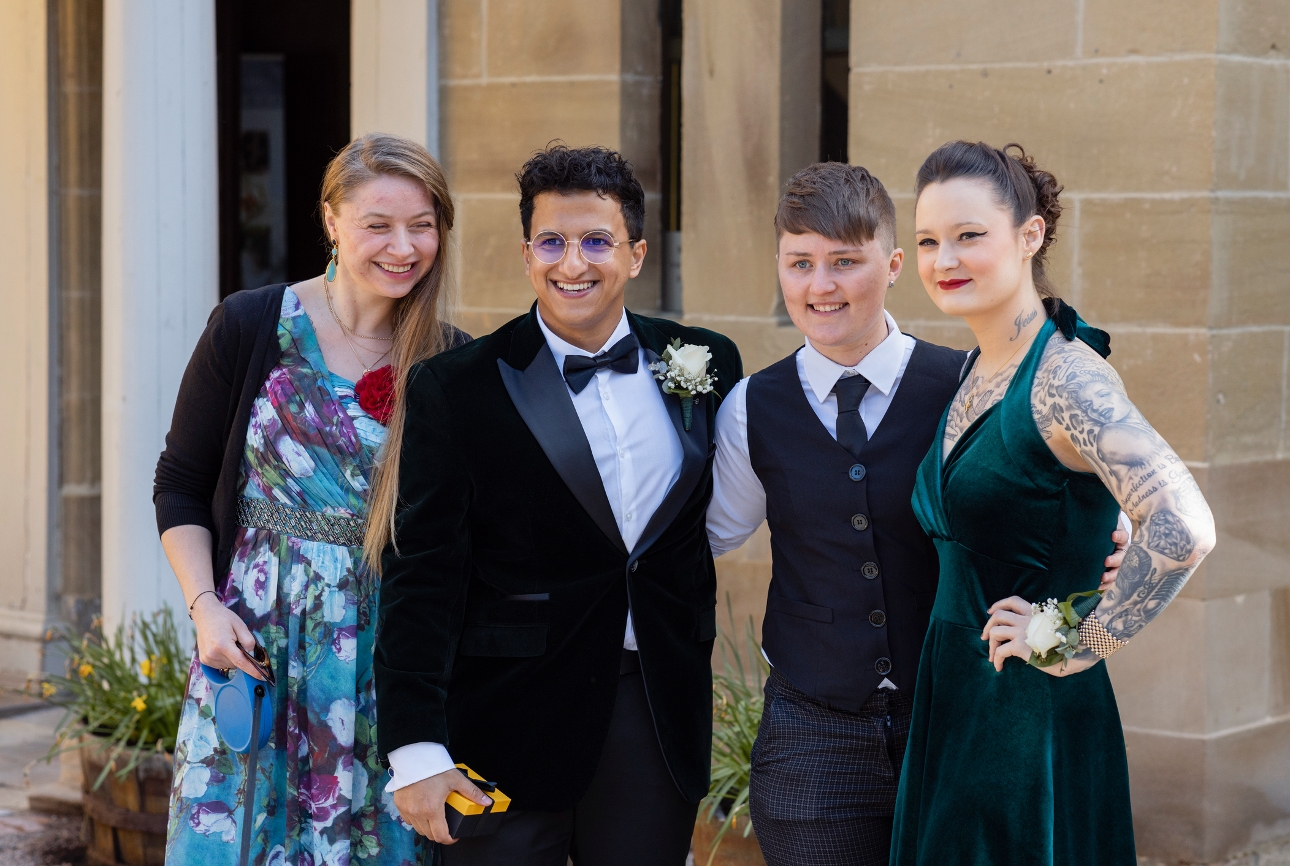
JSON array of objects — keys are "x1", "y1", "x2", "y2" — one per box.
[
  {"x1": 536, "y1": 306, "x2": 633, "y2": 372},
  {"x1": 801, "y1": 311, "x2": 906, "y2": 404}
]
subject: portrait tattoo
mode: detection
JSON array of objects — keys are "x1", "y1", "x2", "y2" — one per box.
[{"x1": 1145, "y1": 510, "x2": 1195, "y2": 561}]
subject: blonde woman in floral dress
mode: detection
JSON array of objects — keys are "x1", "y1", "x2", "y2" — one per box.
[{"x1": 155, "y1": 134, "x2": 467, "y2": 865}]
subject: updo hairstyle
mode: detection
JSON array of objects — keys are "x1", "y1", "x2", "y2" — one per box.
[{"x1": 915, "y1": 141, "x2": 1064, "y2": 303}]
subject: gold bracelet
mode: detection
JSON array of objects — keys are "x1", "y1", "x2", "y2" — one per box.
[{"x1": 1077, "y1": 612, "x2": 1126, "y2": 659}]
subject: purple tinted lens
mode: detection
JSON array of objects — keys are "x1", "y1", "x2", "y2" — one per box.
[
  {"x1": 579, "y1": 232, "x2": 616, "y2": 263},
  {"x1": 532, "y1": 233, "x2": 567, "y2": 263}
]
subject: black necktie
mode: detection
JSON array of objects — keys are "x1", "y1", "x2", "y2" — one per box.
[
  {"x1": 833, "y1": 373, "x2": 871, "y2": 459},
  {"x1": 561, "y1": 334, "x2": 640, "y2": 394}
]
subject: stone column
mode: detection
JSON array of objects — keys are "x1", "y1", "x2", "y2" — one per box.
[
  {"x1": 849, "y1": 1, "x2": 1290, "y2": 861},
  {"x1": 101, "y1": 0, "x2": 220, "y2": 631},
  {"x1": 351, "y1": 0, "x2": 441, "y2": 154},
  {"x1": 0, "y1": 0, "x2": 54, "y2": 676},
  {"x1": 438, "y1": 0, "x2": 665, "y2": 335},
  {"x1": 680, "y1": 0, "x2": 823, "y2": 636}
]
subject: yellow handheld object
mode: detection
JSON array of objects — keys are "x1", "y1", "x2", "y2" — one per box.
[{"x1": 444, "y1": 764, "x2": 511, "y2": 839}]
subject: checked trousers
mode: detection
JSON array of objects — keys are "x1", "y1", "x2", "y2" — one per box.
[{"x1": 748, "y1": 669, "x2": 913, "y2": 866}]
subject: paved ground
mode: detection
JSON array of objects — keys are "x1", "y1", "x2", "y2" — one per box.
[{"x1": 0, "y1": 705, "x2": 86, "y2": 864}]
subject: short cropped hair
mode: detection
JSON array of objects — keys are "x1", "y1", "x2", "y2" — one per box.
[
  {"x1": 517, "y1": 143, "x2": 645, "y2": 241},
  {"x1": 774, "y1": 162, "x2": 897, "y2": 252}
]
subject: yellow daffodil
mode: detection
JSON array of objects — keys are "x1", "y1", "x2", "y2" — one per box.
[
  {"x1": 140, "y1": 658, "x2": 153, "y2": 679},
  {"x1": 41, "y1": 682, "x2": 56, "y2": 699},
  {"x1": 131, "y1": 695, "x2": 147, "y2": 713},
  {"x1": 78, "y1": 662, "x2": 93, "y2": 678}
]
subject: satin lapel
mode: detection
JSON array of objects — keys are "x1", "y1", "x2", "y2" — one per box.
[
  {"x1": 631, "y1": 338, "x2": 709, "y2": 557},
  {"x1": 497, "y1": 346, "x2": 628, "y2": 555}
]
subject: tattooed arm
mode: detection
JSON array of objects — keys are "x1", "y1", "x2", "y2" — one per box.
[{"x1": 983, "y1": 337, "x2": 1215, "y2": 676}]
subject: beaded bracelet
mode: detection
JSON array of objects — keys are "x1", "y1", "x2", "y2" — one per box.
[
  {"x1": 1076, "y1": 612, "x2": 1127, "y2": 659},
  {"x1": 188, "y1": 589, "x2": 219, "y2": 619}
]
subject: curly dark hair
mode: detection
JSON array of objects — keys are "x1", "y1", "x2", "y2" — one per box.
[
  {"x1": 516, "y1": 143, "x2": 645, "y2": 241},
  {"x1": 915, "y1": 141, "x2": 1064, "y2": 300}
]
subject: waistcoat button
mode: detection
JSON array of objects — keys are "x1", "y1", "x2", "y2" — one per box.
[
  {"x1": 861, "y1": 562, "x2": 880, "y2": 579},
  {"x1": 850, "y1": 513, "x2": 869, "y2": 531},
  {"x1": 629, "y1": 561, "x2": 638, "y2": 573},
  {"x1": 875, "y1": 657, "x2": 892, "y2": 675},
  {"x1": 869, "y1": 610, "x2": 887, "y2": 627},
  {"x1": 849, "y1": 464, "x2": 866, "y2": 481}
]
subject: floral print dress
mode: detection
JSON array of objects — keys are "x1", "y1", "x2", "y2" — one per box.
[{"x1": 167, "y1": 288, "x2": 422, "y2": 866}]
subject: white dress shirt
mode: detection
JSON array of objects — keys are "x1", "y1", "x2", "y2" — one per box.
[
  {"x1": 387, "y1": 308, "x2": 684, "y2": 792},
  {"x1": 706, "y1": 310, "x2": 915, "y2": 689}
]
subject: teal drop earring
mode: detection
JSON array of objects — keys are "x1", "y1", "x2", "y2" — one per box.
[{"x1": 326, "y1": 242, "x2": 338, "y2": 282}]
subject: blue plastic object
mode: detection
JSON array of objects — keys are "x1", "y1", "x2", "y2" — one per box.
[{"x1": 200, "y1": 664, "x2": 273, "y2": 753}]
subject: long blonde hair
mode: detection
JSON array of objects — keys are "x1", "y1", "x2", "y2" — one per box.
[{"x1": 322, "y1": 134, "x2": 457, "y2": 572}]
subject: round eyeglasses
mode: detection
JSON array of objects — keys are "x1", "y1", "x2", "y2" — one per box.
[{"x1": 526, "y1": 230, "x2": 638, "y2": 265}]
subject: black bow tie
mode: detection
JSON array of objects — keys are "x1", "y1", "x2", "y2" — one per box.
[{"x1": 561, "y1": 334, "x2": 641, "y2": 394}]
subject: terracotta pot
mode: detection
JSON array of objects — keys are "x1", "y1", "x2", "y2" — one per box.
[
  {"x1": 691, "y1": 814, "x2": 766, "y2": 866},
  {"x1": 79, "y1": 736, "x2": 173, "y2": 866}
]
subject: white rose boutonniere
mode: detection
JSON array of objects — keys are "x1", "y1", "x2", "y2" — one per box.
[
  {"x1": 649, "y1": 338, "x2": 716, "y2": 430},
  {"x1": 1025, "y1": 589, "x2": 1104, "y2": 669}
]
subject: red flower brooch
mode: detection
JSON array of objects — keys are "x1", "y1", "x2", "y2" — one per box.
[{"x1": 355, "y1": 365, "x2": 396, "y2": 425}]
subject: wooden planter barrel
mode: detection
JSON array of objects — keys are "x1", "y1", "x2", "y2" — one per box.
[
  {"x1": 79, "y1": 738, "x2": 173, "y2": 866},
  {"x1": 691, "y1": 814, "x2": 766, "y2": 866}
]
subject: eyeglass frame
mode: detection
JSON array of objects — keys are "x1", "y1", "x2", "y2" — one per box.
[{"x1": 524, "y1": 230, "x2": 640, "y2": 265}]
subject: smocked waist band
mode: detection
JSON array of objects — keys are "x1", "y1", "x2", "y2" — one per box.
[{"x1": 235, "y1": 496, "x2": 366, "y2": 547}]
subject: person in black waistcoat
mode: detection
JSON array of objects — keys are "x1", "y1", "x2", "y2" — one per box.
[
  {"x1": 373, "y1": 145, "x2": 741, "y2": 866},
  {"x1": 706, "y1": 162, "x2": 1128, "y2": 866}
]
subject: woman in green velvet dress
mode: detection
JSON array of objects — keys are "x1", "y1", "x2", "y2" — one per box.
[{"x1": 889, "y1": 141, "x2": 1216, "y2": 866}]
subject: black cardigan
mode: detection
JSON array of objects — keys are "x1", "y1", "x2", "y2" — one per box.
[{"x1": 153, "y1": 283, "x2": 468, "y2": 588}]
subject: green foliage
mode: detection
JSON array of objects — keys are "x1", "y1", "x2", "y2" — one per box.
[
  {"x1": 700, "y1": 598, "x2": 769, "y2": 866},
  {"x1": 39, "y1": 606, "x2": 190, "y2": 789}
]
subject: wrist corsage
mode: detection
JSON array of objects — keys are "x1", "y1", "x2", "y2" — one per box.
[
  {"x1": 1025, "y1": 589, "x2": 1104, "y2": 668},
  {"x1": 649, "y1": 339, "x2": 716, "y2": 431}
]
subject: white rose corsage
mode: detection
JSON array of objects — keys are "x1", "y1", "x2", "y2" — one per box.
[
  {"x1": 649, "y1": 339, "x2": 716, "y2": 431},
  {"x1": 1025, "y1": 589, "x2": 1103, "y2": 668}
]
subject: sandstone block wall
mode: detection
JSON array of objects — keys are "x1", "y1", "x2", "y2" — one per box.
[
  {"x1": 848, "y1": 2, "x2": 1290, "y2": 860},
  {"x1": 438, "y1": 0, "x2": 665, "y2": 338}
]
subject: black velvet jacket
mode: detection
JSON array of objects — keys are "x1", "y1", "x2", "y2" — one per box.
[{"x1": 374, "y1": 305, "x2": 742, "y2": 811}]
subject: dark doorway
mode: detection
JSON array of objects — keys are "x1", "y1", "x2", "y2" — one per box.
[
  {"x1": 659, "y1": 0, "x2": 684, "y2": 312},
  {"x1": 216, "y1": 1, "x2": 351, "y2": 298},
  {"x1": 820, "y1": 0, "x2": 849, "y2": 163}
]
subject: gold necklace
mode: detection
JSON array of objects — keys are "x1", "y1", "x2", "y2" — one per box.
[
  {"x1": 962, "y1": 335, "x2": 1033, "y2": 414},
  {"x1": 324, "y1": 283, "x2": 393, "y2": 374},
  {"x1": 324, "y1": 282, "x2": 394, "y2": 341}
]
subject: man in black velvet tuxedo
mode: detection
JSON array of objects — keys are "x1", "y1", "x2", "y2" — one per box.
[{"x1": 374, "y1": 145, "x2": 741, "y2": 865}]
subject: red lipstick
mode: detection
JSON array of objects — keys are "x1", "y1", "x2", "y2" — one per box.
[{"x1": 938, "y1": 279, "x2": 971, "y2": 291}]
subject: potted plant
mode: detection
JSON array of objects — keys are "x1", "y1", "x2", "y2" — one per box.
[
  {"x1": 693, "y1": 604, "x2": 768, "y2": 866},
  {"x1": 38, "y1": 607, "x2": 188, "y2": 866}
]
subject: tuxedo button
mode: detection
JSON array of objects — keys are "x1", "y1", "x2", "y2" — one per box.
[
  {"x1": 630, "y1": 561, "x2": 639, "y2": 573},
  {"x1": 848, "y1": 464, "x2": 866, "y2": 481},
  {"x1": 875, "y1": 657, "x2": 892, "y2": 675},
  {"x1": 869, "y1": 610, "x2": 887, "y2": 627},
  {"x1": 861, "y1": 562, "x2": 880, "y2": 579},
  {"x1": 850, "y1": 513, "x2": 869, "y2": 531}
]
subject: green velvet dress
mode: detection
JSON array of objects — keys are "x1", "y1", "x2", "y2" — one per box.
[{"x1": 890, "y1": 306, "x2": 1136, "y2": 865}]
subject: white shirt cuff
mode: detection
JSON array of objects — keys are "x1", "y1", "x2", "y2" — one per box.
[
  {"x1": 624, "y1": 611, "x2": 638, "y2": 651},
  {"x1": 385, "y1": 742, "x2": 456, "y2": 793}
]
